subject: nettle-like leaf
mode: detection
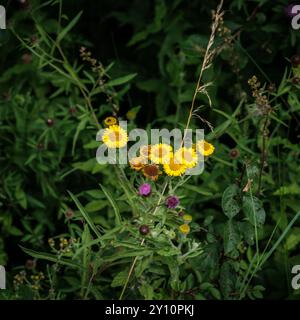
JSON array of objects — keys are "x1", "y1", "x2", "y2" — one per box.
[
  {"x1": 222, "y1": 184, "x2": 241, "y2": 219},
  {"x1": 224, "y1": 220, "x2": 240, "y2": 256},
  {"x1": 242, "y1": 195, "x2": 266, "y2": 227},
  {"x1": 238, "y1": 221, "x2": 255, "y2": 245},
  {"x1": 219, "y1": 261, "x2": 237, "y2": 300}
]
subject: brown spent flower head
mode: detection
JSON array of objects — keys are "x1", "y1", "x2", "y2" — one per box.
[
  {"x1": 25, "y1": 259, "x2": 36, "y2": 270},
  {"x1": 65, "y1": 209, "x2": 74, "y2": 219},
  {"x1": 230, "y1": 148, "x2": 240, "y2": 159},
  {"x1": 142, "y1": 164, "x2": 161, "y2": 181},
  {"x1": 69, "y1": 106, "x2": 77, "y2": 115},
  {"x1": 30, "y1": 35, "x2": 38, "y2": 45},
  {"x1": 178, "y1": 210, "x2": 185, "y2": 217},
  {"x1": 37, "y1": 143, "x2": 44, "y2": 150},
  {"x1": 291, "y1": 54, "x2": 300, "y2": 67},
  {"x1": 22, "y1": 53, "x2": 32, "y2": 64},
  {"x1": 292, "y1": 77, "x2": 300, "y2": 85}
]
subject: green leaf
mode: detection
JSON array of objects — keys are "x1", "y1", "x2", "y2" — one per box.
[
  {"x1": 183, "y1": 184, "x2": 213, "y2": 196},
  {"x1": 68, "y1": 191, "x2": 102, "y2": 239},
  {"x1": 242, "y1": 195, "x2": 266, "y2": 227},
  {"x1": 15, "y1": 187, "x2": 27, "y2": 209},
  {"x1": 9, "y1": 226, "x2": 23, "y2": 236},
  {"x1": 285, "y1": 228, "x2": 300, "y2": 251},
  {"x1": 100, "y1": 184, "x2": 122, "y2": 225},
  {"x1": 139, "y1": 282, "x2": 154, "y2": 300},
  {"x1": 238, "y1": 221, "x2": 255, "y2": 245},
  {"x1": 222, "y1": 185, "x2": 241, "y2": 219},
  {"x1": 57, "y1": 11, "x2": 83, "y2": 42},
  {"x1": 85, "y1": 200, "x2": 107, "y2": 212},
  {"x1": 157, "y1": 247, "x2": 180, "y2": 256},
  {"x1": 111, "y1": 270, "x2": 128, "y2": 287},
  {"x1": 20, "y1": 246, "x2": 82, "y2": 269},
  {"x1": 219, "y1": 261, "x2": 236, "y2": 300},
  {"x1": 224, "y1": 220, "x2": 240, "y2": 255},
  {"x1": 260, "y1": 211, "x2": 300, "y2": 266},
  {"x1": 106, "y1": 73, "x2": 137, "y2": 87}
]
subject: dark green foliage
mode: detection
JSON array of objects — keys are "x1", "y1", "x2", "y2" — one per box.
[{"x1": 0, "y1": 0, "x2": 300, "y2": 300}]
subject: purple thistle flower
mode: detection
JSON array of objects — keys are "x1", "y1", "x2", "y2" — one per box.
[
  {"x1": 165, "y1": 195, "x2": 180, "y2": 209},
  {"x1": 139, "y1": 183, "x2": 151, "y2": 196}
]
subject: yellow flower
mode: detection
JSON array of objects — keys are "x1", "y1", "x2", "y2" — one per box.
[
  {"x1": 102, "y1": 125, "x2": 128, "y2": 148},
  {"x1": 142, "y1": 164, "x2": 161, "y2": 181},
  {"x1": 103, "y1": 116, "x2": 117, "y2": 126},
  {"x1": 196, "y1": 140, "x2": 215, "y2": 156},
  {"x1": 129, "y1": 156, "x2": 146, "y2": 171},
  {"x1": 174, "y1": 147, "x2": 198, "y2": 168},
  {"x1": 163, "y1": 155, "x2": 187, "y2": 177},
  {"x1": 183, "y1": 214, "x2": 192, "y2": 223},
  {"x1": 140, "y1": 145, "x2": 151, "y2": 159},
  {"x1": 149, "y1": 143, "x2": 173, "y2": 164},
  {"x1": 179, "y1": 224, "x2": 190, "y2": 234}
]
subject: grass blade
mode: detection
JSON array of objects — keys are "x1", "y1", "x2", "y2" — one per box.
[{"x1": 57, "y1": 11, "x2": 83, "y2": 42}]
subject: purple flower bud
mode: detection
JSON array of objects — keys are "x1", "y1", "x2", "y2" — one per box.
[
  {"x1": 139, "y1": 225, "x2": 150, "y2": 235},
  {"x1": 165, "y1": 195, "x2": 180, "y2": 209},
  {"x1": 139, "y1": 183, "x2": 151, "y2": 196}
]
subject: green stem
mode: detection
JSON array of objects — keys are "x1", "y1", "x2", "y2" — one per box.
[{"x1": 119, "y1": 181, "x2": 168, "y2": 300}]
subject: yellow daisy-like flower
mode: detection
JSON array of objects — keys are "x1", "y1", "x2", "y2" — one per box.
[
  {"x1": 103, "y1": 116, "x2": 117, "y2": 126},
  {"x1": 149, "y1": 143, "x2": 173, "y2": 164},
  {"x1": 102, "y1": 125, "x2": 128, "y2": 148},
  {"x1": 163, "y1": 155, "x2": 187, "y2": 177},
  {"x1": 174, "y1": 147, "x2": 198, "y2": 168},
  {"x1": 183, "y1": 214, "x2": 192, "y2": 223},
  {"x1": 140, "y1": 145, "x2": 151, "y2": 159},
  {"x1": 196, "y1": 140, "x2": 215, "y2": 156},
  {"x1": 179, "y1": 224, "x2": 190, "y2": 234},
  {"x1": 129, "y1": 156, "x2": 146, "y2": 171}
]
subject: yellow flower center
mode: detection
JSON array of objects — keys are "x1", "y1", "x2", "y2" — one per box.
[
  {"x1": 168, "y1": 158, "x2": 183, "y2": 170},
  {"x1": 109, "y1": 131, "x2": 122, "y2": 142}
]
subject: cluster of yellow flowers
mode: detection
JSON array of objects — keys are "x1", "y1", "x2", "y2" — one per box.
[
  {"x1": 101, "y1": 117, "x2": 215, "y2": 178},
  {"x1": 179, "y1": 214, "x2": 193, "y2": 235}
]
